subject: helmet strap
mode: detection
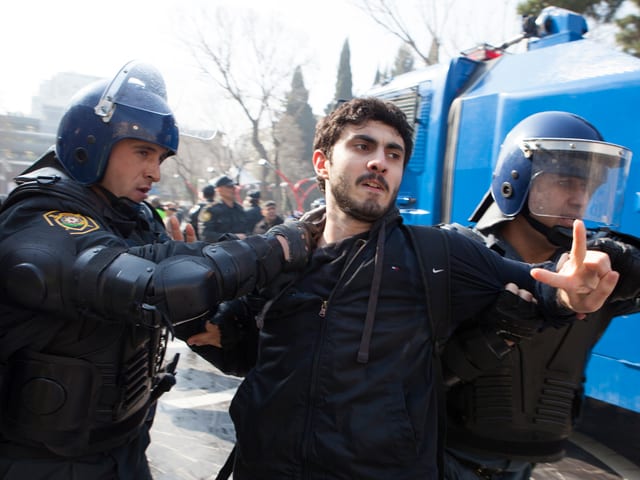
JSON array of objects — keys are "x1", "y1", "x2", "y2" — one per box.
[{"x1": 522, "y1": 206, "x2": 573, "y2": 249}]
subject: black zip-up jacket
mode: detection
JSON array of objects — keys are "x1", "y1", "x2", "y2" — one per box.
[{"x1": 212, "y1": 208, "x2": 572, "y2": 479}]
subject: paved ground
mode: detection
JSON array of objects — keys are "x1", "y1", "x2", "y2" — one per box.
[{"x1": 148, "y1": 341, "x2": 640, "y2": 480}]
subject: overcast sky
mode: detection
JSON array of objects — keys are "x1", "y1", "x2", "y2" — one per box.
[{"x1": 1, "y1": 0, "x2": 522, "y2": 121}]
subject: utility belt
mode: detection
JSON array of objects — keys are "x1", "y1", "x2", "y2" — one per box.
[
  {"x1": 448, "y1": 449, "x2": 533, "y2": 480},
  {"x1": 0, "y1": 349, "x2": 178, "y2": 457},
  {"x1": 450, "y1": 454, "x2": 507, "y2": 480}
]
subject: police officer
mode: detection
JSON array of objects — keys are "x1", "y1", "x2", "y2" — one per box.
[
  {"x1": 244, "y1": 189, "x2": 263, "y2": 233},
  {"x1": 188, "y1": 184, "x2": 215, "y2": 239},
  {"x1": 0, "y1": 60, "x2": 312, "y2": 480},
  {"x1": 442, "y1": 111, "x2": 640, "y2": 479},
  {"x1": 199, "y1": 175, "x2": 249, "y2": 242}
]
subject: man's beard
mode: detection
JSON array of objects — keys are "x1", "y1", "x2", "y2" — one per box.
[{"x1": 331, "y1": 172, "x2": 397, "y2": 222}]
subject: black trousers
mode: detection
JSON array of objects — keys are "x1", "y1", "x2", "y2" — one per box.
[{"x1": 0, "y1": 428, "x2": 152, "y2": 480}]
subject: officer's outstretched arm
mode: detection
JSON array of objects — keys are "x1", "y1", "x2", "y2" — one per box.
[{"x1": 3, "y1": 222, "x2": 312, "y2": 325}]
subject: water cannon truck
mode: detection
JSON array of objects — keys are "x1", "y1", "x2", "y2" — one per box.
[{"x1": 367, "y1": 6, "x2": 640, "y2": 414}]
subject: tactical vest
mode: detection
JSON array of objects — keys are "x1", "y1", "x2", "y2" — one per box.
[
  {"x1": 0, "y1": 157, "x2": 171, "y2": 456},
  {"x1": 442, "y1": 224, "x2": 611, "y2": 461}
]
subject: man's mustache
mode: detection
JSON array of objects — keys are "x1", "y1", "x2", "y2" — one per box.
[{"x1": 356, "y1": 173, "x2": 389, "y2": 192}]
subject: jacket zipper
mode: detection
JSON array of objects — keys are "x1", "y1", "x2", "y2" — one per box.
[
  {"x1": 318, "y1": 300, "x2": 327, "y2": 317},
  {"x1": 300, "y1": 238, "x2": 369, "y2": 477}
]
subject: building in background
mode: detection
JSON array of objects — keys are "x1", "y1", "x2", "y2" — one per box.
[{"x1": 0, "y1": 72, "x2": 99, "y2": 194}]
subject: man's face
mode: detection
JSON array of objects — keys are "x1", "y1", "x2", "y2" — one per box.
[
  {"x1": 528, "y1": 173, "x2": 593, "y2": 228},
  {"x1": 315, "y1": 120, "x2": 405, "y2": 222},
  {"x1": 262, "y1": 205, "x2": 277, "y2": 221},
  {"x1": 100, "y1": 139, "x2": 167, "y2": 203},
  {"x1": 216, "y1": 184, "x2": 236, "y2": 202}
]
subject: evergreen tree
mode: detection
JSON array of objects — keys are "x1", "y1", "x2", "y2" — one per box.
[
  {"x1": 616, "y1": 0, "x2": 640, "y2": 57},
  {"x1": 271, "y1": 66, "x2": 317, "y2": 211},
  {"x1": 373, "y1": 68, "x2": 385, "y2": 86},
  {"x1": 517, "y1": 0, "x2": 624, "y2": 23},
  {"x1": 283, "y1": 66, "x2": 317, "y2": 164},
  {"x1": 391, "y1": 44, "x2": 415, "y2": 77},
  {"x1": 517, "y1": 0, "x2": 635, "y2": 56},
  {"x1": 326, "y1": 38, "x2": 353, "y2": 113}
]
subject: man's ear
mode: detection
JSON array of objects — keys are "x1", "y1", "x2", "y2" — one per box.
[{"x1": 313, "y1": 150, "x2": 329, "y2": 180}]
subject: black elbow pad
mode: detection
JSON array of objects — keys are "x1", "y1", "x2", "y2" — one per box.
[
  {"x1": 74, "y1": 246, "x2": 155, "y2": 319},
  {"x1": 74, "y1": 247, "x2": 220, "y2": 325}
]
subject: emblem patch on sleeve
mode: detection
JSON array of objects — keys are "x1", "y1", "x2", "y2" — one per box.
[
  {"x1": 43, "y1": 210, "x2": 100, "y2": 235},
  {"x1": 199, "y1": 210, "x2": 212, "y2": 222}
]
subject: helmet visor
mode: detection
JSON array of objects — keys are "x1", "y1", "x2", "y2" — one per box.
[
  {"x1": 525, "y1": 138, "x2": 631, "y2": 227},
  {"x1": 94, "y1": 61, "x2": 172, "y2": 119}
]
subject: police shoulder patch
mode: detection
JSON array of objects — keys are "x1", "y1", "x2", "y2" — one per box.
[
  {"x1": 43, "y1": 210, "x2": 100, "y2": 235},
  {"x1": 199, "y1": 210, "x2": 212, "y2": 222}
]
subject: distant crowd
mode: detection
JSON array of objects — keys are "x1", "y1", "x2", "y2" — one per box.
[{"x1": 149, "y1": 175, "x2": 325, "y2": 242}]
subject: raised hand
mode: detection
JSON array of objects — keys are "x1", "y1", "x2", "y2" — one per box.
[
  {"x1": 165, "y1": 215, "x2": 196, "y2": 242},
  {"x1": 530, "y1": 220, "x2": 619, "y2": 315}
]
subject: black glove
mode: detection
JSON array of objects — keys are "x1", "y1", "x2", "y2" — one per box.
[
  {"x1": 588, "y1": 237, "x2": 640, "y2": 301},
  {"x1": 267, "y1": 220, "x2": 320, "y2": 271},
  {"x1": 483, "y1": 289, "x2": 544, "y2": 342},
  {"x1": 209, "y1": 299, "x2": 255, "y2": 350}
]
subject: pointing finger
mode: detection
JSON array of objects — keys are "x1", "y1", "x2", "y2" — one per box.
[{"x1": 570, "y1": 219, "x2": 587, "y2": 268}]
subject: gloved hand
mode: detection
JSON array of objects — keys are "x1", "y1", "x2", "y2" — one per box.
[
  {"x1": 483, "y1": 289, "x2": 544, "y2": 342},
  {"x1": 209, "y1": 299, "x2": 254, "y2": 350},
  {"x1": 267, "y1": 220, "x2": 321, "y2": 271},
  {"x1": 588, "y1": 236, "x2": 640, "y2": 301}
]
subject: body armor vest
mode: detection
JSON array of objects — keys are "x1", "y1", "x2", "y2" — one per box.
[
  {"x1": 0, "y1": 156, "x2": 170, "y2": 456},
  {"x1": 446, "y1": 312, "x2": 610, "y2": 461},
  {"x1": 443, "y1": 226, "x2": 611, "y2": 461}
]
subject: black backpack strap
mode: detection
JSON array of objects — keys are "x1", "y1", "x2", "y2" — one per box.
[
  {"x1": 406, "y1": 225, "x2": 451, "y2": 349},
  {"x1": 406, "y1": 224, "x2": 450, "y2": 480},
  {"x1": 215, "y1": 444, "x2": 236, "y2": 480}
]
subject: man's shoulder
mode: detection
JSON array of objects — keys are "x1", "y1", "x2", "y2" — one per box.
[
  {"x1": 438, "y1": 223, "x2": 487, "y2": 243},
  {"x1": 204, "y1": 201, "x2": 228, "y2": 214}
]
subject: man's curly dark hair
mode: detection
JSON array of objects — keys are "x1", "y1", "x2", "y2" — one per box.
[{"x1": 313, "y1": 97, "x2": 414, "y2": 192}]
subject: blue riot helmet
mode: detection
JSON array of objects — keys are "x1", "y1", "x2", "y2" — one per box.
[
  {"x1": 480, "y1": 111, "x2": 631, "y2": 229},
  {"x1": 56, "y1": 61, "x2": 180, "y2": 185}
]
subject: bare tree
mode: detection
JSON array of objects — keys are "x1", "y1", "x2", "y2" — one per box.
[
  {"x1": 352, "y1": 0, "x2": 458, "y2": 65},
  {"x1": 159, "y1": 133, "x2": 232, "y2": 204},
  {"x1": 179, "y1": 6, "x2": 310, "y2": 174},
  {"x1": 352, "y1": 0, "x2": 521, "y2": 68}
]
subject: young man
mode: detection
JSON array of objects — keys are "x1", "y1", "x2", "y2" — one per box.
[
  {"x1": 0, "y1": 61, "x2": 312, "y2": 480},
  {"x1": 440, "y1": 111, "x2": 640, "y2": 479},
  {"x1": 187, "y1": 98, "x2": 618, "y2": 480}
]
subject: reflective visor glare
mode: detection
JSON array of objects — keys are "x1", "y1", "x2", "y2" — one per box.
[{"x1": 527, "y1": 145, "x2": 630, "y2": 227}]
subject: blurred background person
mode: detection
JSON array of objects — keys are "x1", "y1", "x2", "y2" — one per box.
[
  {"x1": 199, "y1": 175, "x2": 249, "y2": 242},
  {"x1": 244, "y1": 189, "x2": 263, "y2": 233},
  {"x1": 188, "y1": 184, "x2": 215, "y2": 240},
  {"x1": 253, "y1": 199, "x2": 284, "y2": 235}
]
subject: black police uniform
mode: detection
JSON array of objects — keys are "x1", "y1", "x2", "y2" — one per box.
[
  {"x1": 0, "y1": 155, "x2": 172, "y2": 479},
  {"x1": 442, "y1": 224, "x2": 640, "y2": 477},
  {"x1": 199, "y1": 201, "x2": 249, "y2": 242},
  {"x1": 0, "y1": 153, "x2": 303, "y2": 480}
]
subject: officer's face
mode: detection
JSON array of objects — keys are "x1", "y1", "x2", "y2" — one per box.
[
  {"x1": 314, "y1": 120, "x2": 404, "y2": 223},
  {"x1": 100, "y1": 139, "x2": 167, "y2": 203},
  {"x1": 528, "y1": 173, "x2": 592, "y2": 228}
]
